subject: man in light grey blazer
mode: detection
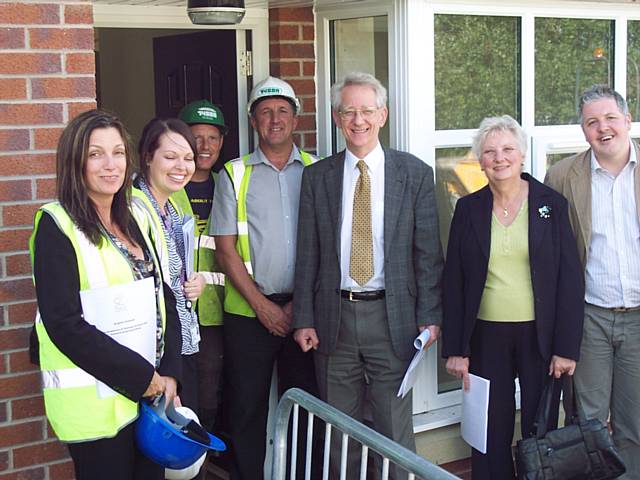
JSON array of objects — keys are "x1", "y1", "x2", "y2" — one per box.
[
  {"x1": 293, "y1": 72, "x2": 443, "y2": 478},
  {"x1": 546, "y1": 85, "x2": 640, "y2": 479}
]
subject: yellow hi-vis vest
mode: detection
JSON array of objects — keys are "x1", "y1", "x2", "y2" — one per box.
[
  {"x1": 223, "y1": 150, "x2": 315, "y2": 317},
  {"x1": 130, "y1": 187, "x2": 185, "y2": 283},
  {"x1": 29, "y1": 202, "x2": 166, "y2": 442},
  {"x1": 171, "y1": 174, "x2": 224, "y2": 327}
]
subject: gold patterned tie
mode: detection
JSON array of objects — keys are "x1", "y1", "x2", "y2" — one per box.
[{"x1": 350, "y1": 160, "x2": 374, "y2": 286}]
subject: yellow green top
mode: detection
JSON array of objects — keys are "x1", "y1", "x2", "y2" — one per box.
[{"x1": 477, "y1": 199, "x2": 535, "y2": 322}]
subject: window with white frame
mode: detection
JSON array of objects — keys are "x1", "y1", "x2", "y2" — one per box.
[
  {"x1": 628, "y1": 20, "x2": 640, "y2": 119},
  {"x1": 429, "y1": 2, "x2": 640, "y2": 416},
  {"x1": 317, "y1": 1, "x2": 640, "y2": 419},
  {"x1": 315, "y1": 2, "x2": 397, "y2": 159},
  {"x1": 330, "y1": 15, "x2": 390, "y2": 153}
]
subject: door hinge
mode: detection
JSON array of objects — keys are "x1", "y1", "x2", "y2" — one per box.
[{"x1": 239, "y1": 50, "x2": 252, "y2": 76}]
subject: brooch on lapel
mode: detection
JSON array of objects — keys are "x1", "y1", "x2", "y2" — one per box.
[{"x1": 538, "y1": 205, "x2": 551, "y2": 219}]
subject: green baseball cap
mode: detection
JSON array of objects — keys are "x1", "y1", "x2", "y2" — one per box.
[{"x1": 178, "y1": 100, "x2": 228, "y2": 135}]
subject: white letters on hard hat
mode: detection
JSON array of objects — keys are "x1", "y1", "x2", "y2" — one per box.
[{"x1": 247, "y1": 76, "x2": 301, "y2": 115}]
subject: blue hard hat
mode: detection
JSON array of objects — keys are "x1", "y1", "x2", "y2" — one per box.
[{"x1": 135, "y1": 397, "x2": 226, "y2": 470}]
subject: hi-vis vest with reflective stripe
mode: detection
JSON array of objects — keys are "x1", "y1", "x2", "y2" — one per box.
[
  {"x1": 29, "y1": 202, "x2": 166, "y2": 443},
  {"x1": 171, "y1": 175, "x2": 224, "y2": 327},
  {"x1": 223, "y1": 150, "x2": 315, "y2": 317},
  {"x1": 130, "y1": 186, "x2": 184, "y2": 283}
]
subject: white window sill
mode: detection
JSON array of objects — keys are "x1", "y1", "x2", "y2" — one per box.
[
  {"x1": 413, "y1": 389, "x2": 522, "y2": 434},
  {"x1": 413, "y1": 404, "x2": 462, "y2": 433}
]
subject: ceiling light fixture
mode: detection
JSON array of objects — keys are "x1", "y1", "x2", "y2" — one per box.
[{"x1": 187, "y1": 0, "x2": 246, "y2": 25}]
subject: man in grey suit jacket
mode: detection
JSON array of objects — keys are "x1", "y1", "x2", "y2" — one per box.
[
  {"x1": 546, "y1": 85, "x2": 640, "y2": 479},
  {"x1": 293, "y1": 72, "x2": 443, "y2": 478}
]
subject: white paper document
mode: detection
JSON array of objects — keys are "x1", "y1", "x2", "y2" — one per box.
[
  {"x1": 461, "y1": 373, "x2": 490, "y2": 454},
  {"x1": 182, "y1": 215, "x2": 195, "y2": 278},
  {"x1": 397, "y1": 329, "x2": 431, "y2": 398},
  {"x1": 80, "y1": 277, "x2": 157, "y2": 398}
]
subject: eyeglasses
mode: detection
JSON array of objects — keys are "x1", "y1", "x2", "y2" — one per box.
[{"x1": 338, "y1": 107, "x2": 379, "y2": 120}]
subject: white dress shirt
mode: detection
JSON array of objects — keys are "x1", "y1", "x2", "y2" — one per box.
[
  {"x1": 340, "y1": 144, "x2": 385, "y2": 291},
  {"x1": 585, "y1": 142, "x2": 640, "y2": 308}
]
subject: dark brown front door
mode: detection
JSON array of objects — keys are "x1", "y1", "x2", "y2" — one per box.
[{"x1": 153, "y1": 30, "x2": 239, "y2": 165}]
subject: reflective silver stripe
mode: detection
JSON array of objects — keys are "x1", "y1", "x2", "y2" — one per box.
[
  {"x1": 237, "y1": 221, "x2": 249, "y2": 236},
  {"x1": 42, "y1": 368, "x2": 96, "y2": 390},
  {"x1": 199, "y1": 235, "x2": 216, "y2": 250},
  {"x1": 201, "y1": 271, "x2": 225, "y2": 286},
  {"x1": 229, "y1": 157, "x2": 252, "y2": 274},
  {"x1": 75, "y1": 227, "x2": 109, "y2": 289},
  {"x1": 132, "y1": 196, "x2": 170, "y2": 279},
  {"x1": 36, "y1": 312, "x2": 97, "y2": 389},
  {"x1": 230, "y1": 160, "x2": 246, "y2": 202}
]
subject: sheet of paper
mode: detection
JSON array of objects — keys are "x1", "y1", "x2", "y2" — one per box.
[
  {"x1": 461, "y1": 373, "x2": 490, "y2": 454},
  {"x1": 397, "y1": 329, "x2": 431, "y2": 398},
  {"x1": 413, "y1": 329, "x2": 431, "y2": 350},
  {"x1": 182, "y1": 215, "x2": 195, "y2": 278},
  {"x1": 80, "y1": 277, "x2": 157, "y2": 398}
]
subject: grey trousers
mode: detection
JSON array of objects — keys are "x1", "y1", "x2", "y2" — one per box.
[
  {"x1": 314, "y1": 297, "x2": 415, "y2": 480},
  {"x1": 575, "y1": 303, "x2": 640, "y2": 479}
]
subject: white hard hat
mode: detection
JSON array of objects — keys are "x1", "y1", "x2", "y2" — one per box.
[
  {"x1": 164, "y1": 406, "x2": 207, "y2": 480},
  {"x1": 247, "y1": 76, "x2": 300, "y2": 115}
]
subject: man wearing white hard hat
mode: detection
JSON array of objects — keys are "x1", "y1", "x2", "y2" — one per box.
[{"x1": 211, "y1": 76, "x2": 319, "y2": 479}]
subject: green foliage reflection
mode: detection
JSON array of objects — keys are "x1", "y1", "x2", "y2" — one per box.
[
  {"x1": 535, "y1": 18, "x2": 613, "y2": 126},
  {"x1": 435, "y1": 15, "x2": 521, "y2": 130},
  {"x1": 434, "y1": 15, "x2": 618, "y2": 130},
  {"x1": 628, "y1": 21, "x2": 640, "y2": 120}
]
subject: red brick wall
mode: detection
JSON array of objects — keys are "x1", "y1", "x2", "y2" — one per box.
[
  {"x1": 0, "y1": 2, "x2": 96, "y2": 478},
  {"x1": 269, "y1": 7, "x2": 317, "y2": 153}
]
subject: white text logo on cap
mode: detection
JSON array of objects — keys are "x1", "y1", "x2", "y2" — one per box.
[{"x1": 196, "y1": 107, "x2": 218, "y2": 119}]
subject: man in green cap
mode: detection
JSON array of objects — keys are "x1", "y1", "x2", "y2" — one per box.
[{"x1": 173, "y1": 99, "x2": 227, "y2": 437}]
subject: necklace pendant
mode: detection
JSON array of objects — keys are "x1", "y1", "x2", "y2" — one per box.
[{"x1": 503, "y1": 208, "x2": 509, "y2": 217}]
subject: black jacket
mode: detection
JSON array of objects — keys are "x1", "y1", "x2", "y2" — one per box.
[
  {"x1": 32, "y1": 212, "x2": 182, "y2": 401},
  {"x1": 442, "y1": 173, "x2": 584, "y2": 362}
]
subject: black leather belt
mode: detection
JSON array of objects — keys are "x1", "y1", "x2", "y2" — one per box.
[
  {"x1": 266, "y1": 293, "x2": 293, "y2": 305},
  {"x1": 341, "y1": 290, "x2": 385, "y2": 302}
]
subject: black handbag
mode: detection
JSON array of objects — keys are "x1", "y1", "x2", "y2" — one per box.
[{"x1": 515, "y1": 376, "x2": 625, "y2": 480}]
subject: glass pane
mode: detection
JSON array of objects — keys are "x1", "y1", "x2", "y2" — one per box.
[
  {"x1": 628, "y1": 22, "x2": 640, "y2": 120},
  {"x1": 435, "y1": 147, "x2": 488, "y2": 253},
  {"x1": 546, "y1": 150, "x2": 581, "y2": 170},
  {"x1": 434, "y1": 14, "x2": 521, "y2": 130},
  {"x1": 435, "y1": 147, "x2": 488, "y2": 394},
  {"x1": 330, "y1": 16, "x2": 389, "y2": 153},
  {"x1": 535, "y1": 18, "x2": 614, "y2": 126}
]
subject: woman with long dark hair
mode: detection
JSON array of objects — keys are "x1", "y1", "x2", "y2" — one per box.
[{"x1": 30, "y1": 109, "x2": 181, "y2": 479}]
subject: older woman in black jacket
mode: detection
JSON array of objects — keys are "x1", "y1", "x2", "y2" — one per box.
[{"x1": 442, "y1": 115, "x2": 584, "y2": 479}]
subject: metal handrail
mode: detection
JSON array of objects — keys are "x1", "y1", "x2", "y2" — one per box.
[{"x1": 272, "y1": 388, "x2": 460, "y2": 480}]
